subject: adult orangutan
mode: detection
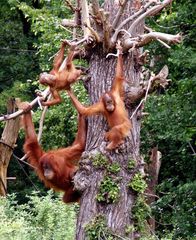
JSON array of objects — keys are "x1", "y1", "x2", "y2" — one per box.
[{"x1": 19, "y1": 102, "x2": 86, "y2": 203}]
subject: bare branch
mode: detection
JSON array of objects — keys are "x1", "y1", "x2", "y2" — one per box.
[
  {"x1": 99, "y1": 9, "x2": 112, "y2": 50},
  {"x1": 157, "y1": 38, "x2": 171, "y2": 48},
  {"x1": 89, "y1": 1, "x2": 104, "y2": 36},
  {"x1": 81, "y1": 0, "x2": 91, "y2": 39},
  {"x1": 0, "y1": 88, "x2": 50, "y2": 122},
  {"x1": 91, "y1": 0, "x2": 100, "y2": 13},
  {"x1": 129, "y1": 65, "x2": 170, "y2": 118},
  {"x1": 60, "y1": 25, "x2": 74, "y2": 35},
  {"x1": 61, "y1": 19, "x2": 78, "y2": 28},
  {"x1": 111, "y1": 0, "x2": 156, "y2": 44},
  {"x1": 144, "y1": 25, "x2": 171, "y2": 48},
  {"x1": 84, "y1": 22, "x2": 101, "y2": 42},
  {"x1": 127, "y1": 0, "x2": 173, "y2": 36},
  {"x1": 150, "y1": 65, "x2": 170, "y2": 88},
  {"x1": 64, "y1": 0, "x2": 76, "y2": 12},
  {"x1": 188, "y1": 142, "x2": 196, "y2": 156},
  {"x1": 124, "y1": 32, "x2": 182, "y2": 49},
  {"x1": 90, "y1": 0, "x2": 101, "y2": 23},
  {"x1": 143, "y1": 31, "x2": 181, "y2": 45},
  {"x1": 112, "y1": 0, "x2": 129, "y2": 29}
]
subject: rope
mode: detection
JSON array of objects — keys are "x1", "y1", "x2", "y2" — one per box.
[
  {"x1": 13, "y1": 153, "x2": 36, "y2": 169},
  {"x1": 0, "y1": 140, "x2": 14, "y2": 150},
  {"x1": 0, "y1": 140, "x2": 41, "y2": 193},
  {"x1": 13, "y1": 154, "x2": 41, "y2": 193}
]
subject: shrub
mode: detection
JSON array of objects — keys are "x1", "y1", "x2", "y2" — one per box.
[{"x1": 0, "y1": 191, "x2": 76, "y2": 240}]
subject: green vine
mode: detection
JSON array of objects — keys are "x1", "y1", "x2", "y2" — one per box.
[
  {"x1": 127, "y1": 159, "x2": 136, "y2": 170},
  {"x1": 132, "y1": 195, "x2": 151, "y2": 233},
  {"x1": 91, "y1": 153, "x2": 108, "y2": 168},
  {"x1": 97, "y1": 176, "x2": 120, "y2": 203},
  {"x1": 85, "y1": 215, "x2": 128, "y2": 240},
  {"x1": 107, "y1": 163, "x2": 121, "y2": 174},
  {"x1": 128, "y1": 173, "x2": 147, "y2": 193}
]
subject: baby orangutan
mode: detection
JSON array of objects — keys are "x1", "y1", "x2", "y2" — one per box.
[
  {"x1": 39, "y1": 40, "x2": 82, "y2": 106},
  {"x1": 67, "y1": 42, "x2": 131, "y2": 150}
]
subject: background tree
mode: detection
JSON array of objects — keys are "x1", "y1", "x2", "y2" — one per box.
[{"x1": 141, "y1": 0, "x2": 196, "y2": 238}]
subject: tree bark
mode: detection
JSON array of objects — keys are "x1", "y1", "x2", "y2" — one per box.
[
  {"x1": 75, "y1": 1, "x2": 144, "y2": 239},
  {"x1": 0, "y1": 100, "x2": 20, "y2": 196},
  {"x1": 146, "y1": 147, "x2": 162, "y2": 231}
]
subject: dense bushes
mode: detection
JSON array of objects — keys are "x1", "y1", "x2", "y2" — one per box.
[{"x1": 0, "y1": 191, "x2": 76, "y2": 240}]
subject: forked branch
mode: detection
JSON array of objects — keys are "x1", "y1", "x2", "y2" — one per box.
[
  {"x1": 111, "y1": 0, "x2": 178, "y2": 51},
  {"x1": 127, "y1": 0, "x2": 173, "y2": 35},
  {"x1": 124, "y1": 32, "x2": 181, "y2": 49},
  {"x1": 128, "y1": 65, "x2": 170, "y2": 108},
  {"x1": 112, "y1": 0, "x2": 129, "y2": 29},
  {"x1": 111, "y1": 0, "x2": 157, "y2": 44}
]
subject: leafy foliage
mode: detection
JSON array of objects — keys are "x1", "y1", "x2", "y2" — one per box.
[
  {"x1": 0, "y1": 192, "x2": 76, "y2": 240},
  {"x1": 97, "y1": 176, "x2": 120, "y2": 203},
  {"x1": 132, "y1": 195, "x2": 151, "y2": 233},
  {"x1": 107, "y1": 163, "x2": 121, "y2": 174},
  {"x1": 91, "y1": 153, "x2": 108, "y2": 169},
  {"x1": 0, "y1": 1, "x2": 39, "y2": 92},
  {"x1": 8, "y1": 0, "x2": 74, "y2": 70},
  {"x1": 127, "y1": 159, "x2": 136, "y2": 170},
  {"x1": 141, "y1": 0, "x2": 196, "y2": 238},
  {"x1": 85, "y1": 215, "x2": 126, "y2": 240},
  {"x1": 153, "y1": 181, "x2": 196, "y2": 239},
  {"x1": 128, "y1": 173, "x2": 147, "y2": 194}
]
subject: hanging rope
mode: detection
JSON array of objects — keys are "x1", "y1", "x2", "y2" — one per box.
[
  {"x1": 13, "y1": 154, "x2": 41, "y2": 193},
  {"x1": 0, "y1": 140, "x2": 41, "y2": 193},
  {"x1": 0, "y1": 140, "x2": 14, "y2": 150}
]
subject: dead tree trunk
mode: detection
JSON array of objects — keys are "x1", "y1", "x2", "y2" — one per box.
[
  {"x1": 70, "y1": 0, "x2": 179, "y2": 238},
  {"x1": 0, "y1": 100, "x2": 20, "y2": 196},
  {"x1": 74, "y1": 2, "x2": 145, "y2": 239},
  {"x1": 75, "y1": 50, "x2": 142, "y2": 240}
]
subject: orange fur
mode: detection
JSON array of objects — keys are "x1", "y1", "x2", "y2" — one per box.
[
  {"x1": 23, "y1": 109, "x2": 86, "y2": 203},
  {"x1": 67, "y1": 44, "x2": 131, "y2": 150},
  {"x1": 39, "y1": 41, "x2": 82, "y2": 106}
]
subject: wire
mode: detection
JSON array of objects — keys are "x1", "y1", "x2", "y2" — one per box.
[
  {"x1": 0, "y1": 47, "x2": 37, "y2": 53},
  {"x1": 0, "y1": 140, "x2": 41, "y2": 193},
  {"x1": 13, "y1": 154, "x2": 41, "y2": 193},
  {"x1": 12, "y1": 153, "x2": 36, "y2": 169}
]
